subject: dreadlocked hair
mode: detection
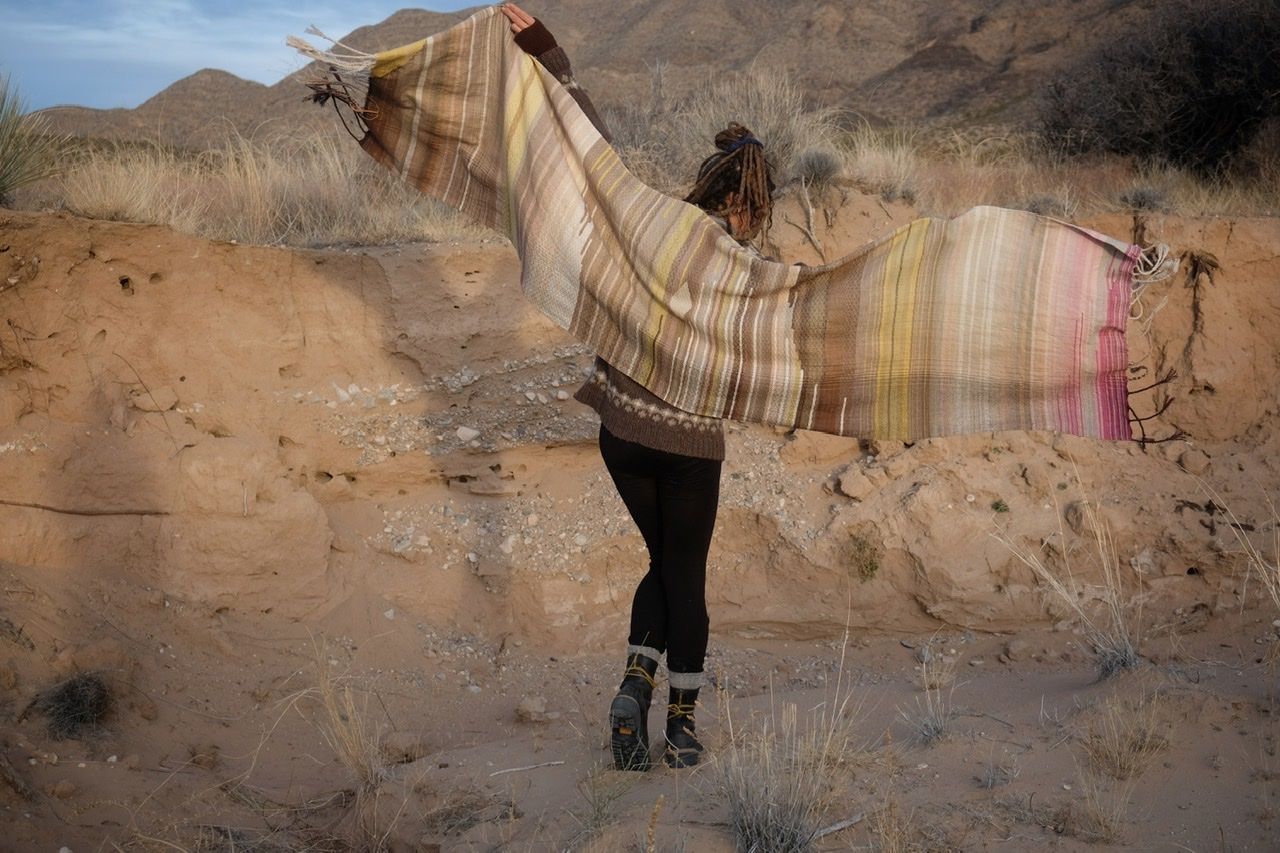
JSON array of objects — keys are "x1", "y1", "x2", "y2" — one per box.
[{"x1": 683, "y1": 122, "x2": 776, "y2": 246}]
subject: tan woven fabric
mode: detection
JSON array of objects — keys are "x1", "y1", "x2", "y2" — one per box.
[{"x1": 308, "y1": 8, "x2": 1141, "y2": 441}]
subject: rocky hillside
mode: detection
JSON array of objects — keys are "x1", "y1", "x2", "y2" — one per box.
[{"x1": 40, "y1": 0, "x2": 1161, "y2": 148}]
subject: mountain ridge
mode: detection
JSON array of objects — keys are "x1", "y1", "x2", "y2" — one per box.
[{"x1": 40, "y1": 0, "x2": 1157, "y2": 149}]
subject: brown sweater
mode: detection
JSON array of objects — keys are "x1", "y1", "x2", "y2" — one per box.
[{"x1": 517, "y1": 23, "x2": 727, "y2": 460}]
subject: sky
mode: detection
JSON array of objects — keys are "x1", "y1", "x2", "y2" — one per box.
[{"x1": 0, "y1": 0, "x2": 478, "y2": 111}]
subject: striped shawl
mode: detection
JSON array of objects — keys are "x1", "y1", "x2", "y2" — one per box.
[{"x1": 296, "y1": 7, "x2": 1142, "y2": 441}]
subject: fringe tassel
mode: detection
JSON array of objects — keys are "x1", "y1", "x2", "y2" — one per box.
[
  {"x1": 287, "y1": 26, "x2": 376, "y2": 75},
  {"x1": 1129, "y1": 242, "x2": 1178, "y2": 328},
  {"x1": 289, "y1": 25, "x2": 380, "y2": 141},
  {"x1": 1134, "y1": 243, "x2": 1177, "y2": 285}
]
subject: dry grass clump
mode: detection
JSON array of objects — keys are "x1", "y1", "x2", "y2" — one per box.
[
  {"x1": 310, "y1": 657, "x2": 390, "y2": 844},
  {"x1": 978, "y1": 748, "x2": 1021, "y2": 790},
  {"x1": 32, "y1": 671, "x2": 113, "y2": 739},
  {"x1": 1075, "y1": 768, "x2": 1135, "y2": 844},
  {"x1": 994, "y1": 488, "x2": 1144, "y2": 681},
  {"x1": 0, "y1": 76, "x2": 65, "y2": 204},
  {"x1": 867, "y1": 797, "x2": 916, "y2": 852},
  {"x1": 609, "y1": 65, "x2": 847, "y2": 194},
  {"x1": 836, "y1": 124, "x2": 1279, "y2": 218},
  {"x1": 842, "y1": 123, "x2": 922, "y2": 205},
  {"x1": 1217, "y1": 490, "x2": 1280, "y2": 617},
  {"x1": 1078, "y1": 690, "x2": 1170, "y2": 780},
  {"x1": 566, "y1": 764, "x2": 631, "y2": 847},
  {"x1": 716, "y1": 654, "x2": 865, "y2": 852},
  {"x1": 898, "y1": 675, "x2": 954, "y2": 746},
  {"x1": 47, "y1": 130, "x2": 485, "y2": 247}
]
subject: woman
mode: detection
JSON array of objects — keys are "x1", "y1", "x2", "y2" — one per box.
[{"x1": 500, "y1": 3, "x2": 775, "y2": 771}]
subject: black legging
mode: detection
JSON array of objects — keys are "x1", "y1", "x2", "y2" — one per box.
[{"x1": 599, "y1": 424, "x2": 722, "y2": 675}]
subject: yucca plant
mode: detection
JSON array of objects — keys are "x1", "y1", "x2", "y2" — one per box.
[{"x1": 0, "y1": 75, "x2": 64, "y2": 204}]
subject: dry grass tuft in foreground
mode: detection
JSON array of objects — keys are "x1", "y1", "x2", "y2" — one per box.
[
  {"x1": 309, "y1": 651, "x2": 393, "y2": 846},
  {"x1": 0, "y1": 76, "x2": 65, "y2": 204},
  {"x1": 716, "y1": 646, "x2": 866, "y2": 852},
  {"x1": 1075, "y1": 767, "x2": 1136, "y2": 844}
]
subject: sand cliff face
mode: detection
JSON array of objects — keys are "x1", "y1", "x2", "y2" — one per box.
[{"x1": 1, "y1": 203, "x2": 1277, "y2": 648}]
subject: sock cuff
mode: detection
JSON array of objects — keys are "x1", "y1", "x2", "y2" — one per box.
[
  {"x1": 668, "y1": 670, "x2": 705, "y2": 690},
  {"x1": 627, "y1": 644, "x2": 663, "y2": 662}
]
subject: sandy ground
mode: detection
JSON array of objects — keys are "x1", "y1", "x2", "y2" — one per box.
[{"x1": 1, "y1": 193, "x2": 1278, "y2": 850}]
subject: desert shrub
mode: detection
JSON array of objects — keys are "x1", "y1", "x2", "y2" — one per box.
[
  {"x1": 1039, "y1": 0, "x2": 1280, "y2": 173},
  {"x1": 0, "y1": 75, "x2": 64, "y2": 204},
  {"x1": 34, "y1": 672, "x2": 113, "y2": 739}
]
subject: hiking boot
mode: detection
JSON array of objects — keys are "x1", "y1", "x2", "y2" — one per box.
[
  {"x1": 664, "y1": 686, "x2": 704, "y2": 769},
  {"x1": 609, "y1": 653, "x2": 658, "y2": 771}
]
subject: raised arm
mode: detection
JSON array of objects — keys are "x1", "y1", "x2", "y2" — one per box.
[{"x1": 500, "y1": 3, "x2": 613, "y2": 142}]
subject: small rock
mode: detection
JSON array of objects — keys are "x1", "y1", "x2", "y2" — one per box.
[
  {"x1": 524, "y1": 391, "x2": 537, "y2": 401},
  {"x1": 1178, "y1": 448, "x2": 1211, "y2": 475},
  {"x1": 456, "y1": 426, "x2": 480, "y2": 442},
  {"x1": 384, "y1": 608, "x2": 396, "y2": 621},
  {"x1": 516, "y1": 695, "x2": 553, "y2": 723},
  {"x1": 556, "y1": 390, "x2": 570, "y2": 401},
  {"x1": 526, "y1": 514, "x2": 539, "y2": 527},
  {"x1": 1003, "y1": 639, "x2": 1030, "y2": 661},
  {"x1": 837, "y1": 468, "x2": 875, "y2": 501},
  {"x1": 869, "y1": 440, "x2": 905, "y2": 457},
  {"x1": 969, "y1": 658, "x2": 984, "y2": 667},
  {"x1": 130, "y1": 386, "x2": 179, "y2": 412},
  {"x1": 536, "y1": 393, "x2": 549, "y2": 404}
]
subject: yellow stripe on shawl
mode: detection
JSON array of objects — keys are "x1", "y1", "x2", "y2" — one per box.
[
  {"x1": 874, "y1": 219, "x2": 929, "y2": 437},
  {"x1": 372, "y1": 39, "x2": 428, "y2": 78},
  {"x1": 638, "y1": 208, "x2": 704, "y2": 382},
  {"x1": 503, "y1": 60, "x2": 544, "y2": 227}
]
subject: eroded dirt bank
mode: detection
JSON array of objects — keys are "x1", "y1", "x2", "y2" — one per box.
[{"x1": 1, "y1": 202, "x2": 1278, "y2": 849}]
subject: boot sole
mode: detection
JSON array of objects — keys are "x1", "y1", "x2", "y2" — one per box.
[
  {"x1": 664, "y1": 743, "x2": 702, "y2": 769},
  {"x1": 609, "y1": 693, "x2": 650, "y2": 771},
  {"x1": 665, "y1": 747, "x2": 706, "y2": 768},
  {"x1": 664, "y1": 723, "x2": 704, "y2": 769}
]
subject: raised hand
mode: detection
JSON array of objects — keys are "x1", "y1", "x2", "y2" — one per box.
[{"x1": 500, "y1": 3, "x2": 536, "y2": 35}]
